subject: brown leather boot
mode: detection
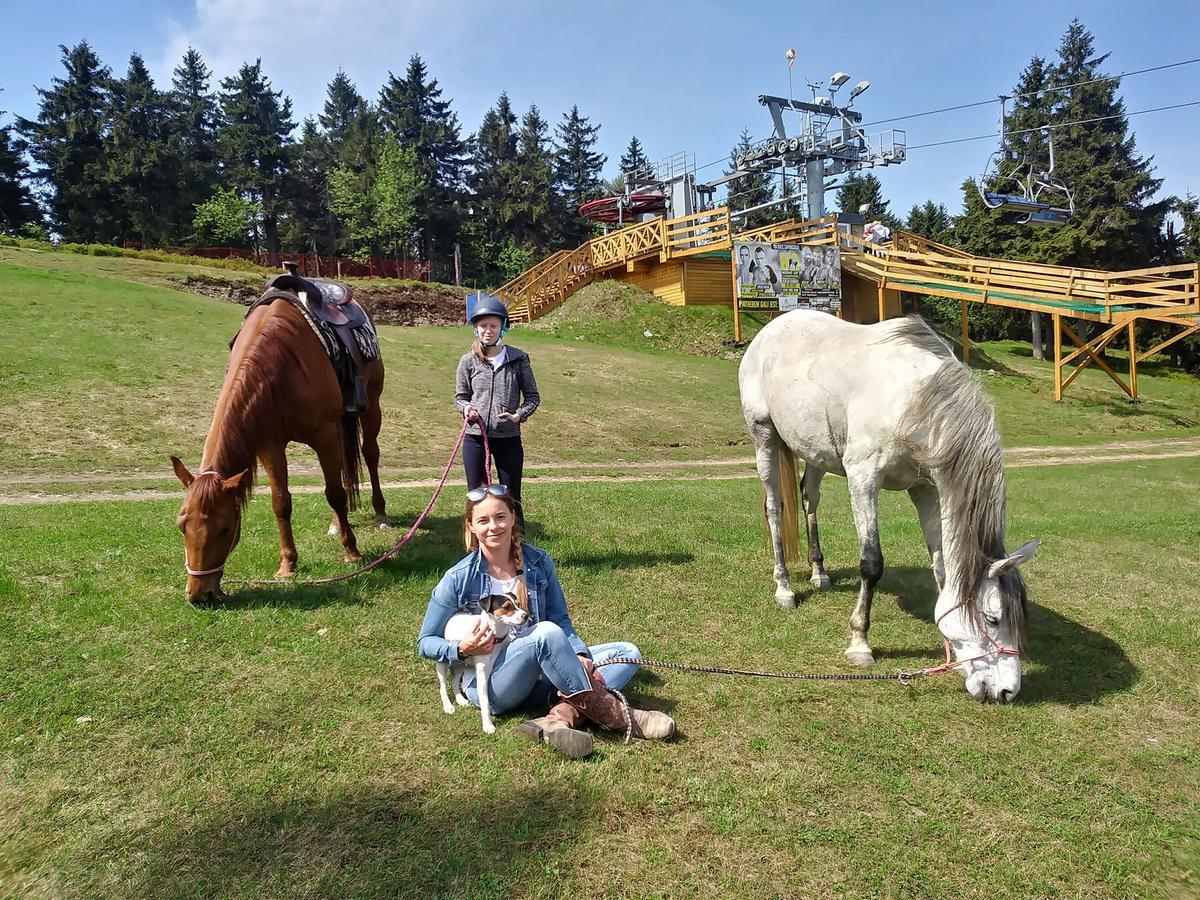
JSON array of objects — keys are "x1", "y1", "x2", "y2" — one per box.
[
  {"x1": 516, "y1": 701, "x2": 593, "y2": 759},
  {"x1": 563, "y1": 672, "x2": 676, "y2": 741}
]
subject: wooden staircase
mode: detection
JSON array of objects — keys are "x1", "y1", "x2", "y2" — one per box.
[{"x1": 496, "y1": 207, "x2": 732, "y2": 322}]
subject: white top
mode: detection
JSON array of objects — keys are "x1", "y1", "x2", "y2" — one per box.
[
  {"x1": 488, "y1": 347, "x2": 508, "y2": 370},
  {"x1": 489, "y1": 574, "x2": 519, "y2": 596}
]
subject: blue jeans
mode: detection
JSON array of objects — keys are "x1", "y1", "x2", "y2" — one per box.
[{"x1": 464, "y1": 621, "x2": 641, "y2": 715}]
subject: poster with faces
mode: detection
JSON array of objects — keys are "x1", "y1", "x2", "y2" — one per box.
[{"x1": 734, "y1": 241, "x2": 842, "y2": 313}]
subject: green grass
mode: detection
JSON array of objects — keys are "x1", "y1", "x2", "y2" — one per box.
[
  {"x1": 1, "y1": 462, "x2": 1197, "y2": 897},
  {"x1": 1, "y1": 248, "x2": 1198, "y2": 490},
  {"x1": 2, "y1": 244, "x2": 1199, "y2": 896}
]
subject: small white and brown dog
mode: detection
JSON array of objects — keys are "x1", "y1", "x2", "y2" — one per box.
[{"x1": 437, "y1": 594, "x2": 529, "y2": 734}]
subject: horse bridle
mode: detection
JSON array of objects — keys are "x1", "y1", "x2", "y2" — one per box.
[
  {"x1": 925, "y1": 599, "x2": 1020, "y2": 676},
  {"x1": 183, "y1": 470, "x2": 242, "y2": 578}
]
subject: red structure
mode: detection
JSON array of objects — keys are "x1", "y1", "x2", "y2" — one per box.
[{"x1": 578, "y1": 193, "x2": 668, "y2": 224}]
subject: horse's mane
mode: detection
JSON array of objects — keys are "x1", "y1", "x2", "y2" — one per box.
[
  {"x1": 892, "y1": 318, "x2": 1028, "y2": 645},
  {"x1": 201, "y1": 301, "x2": 315, "y2": 511}
]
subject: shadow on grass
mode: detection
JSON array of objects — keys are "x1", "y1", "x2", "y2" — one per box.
[
  {"x1": 127, "y1": 780, "x2": 593, "y2": 898},
  {"x1": 557, "y1": 549, "x2": 695, "y2": 573},
  {"x1": 214, "y1": 514, "x2": 469, "y2": 610},
  {"x1": 883, "y1": 565, "x2": 1138, "y2": 706}
]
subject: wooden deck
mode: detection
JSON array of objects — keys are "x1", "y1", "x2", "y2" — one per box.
[{"x1": 495, "y1": 208, "x2": 1199, "y2": 399}]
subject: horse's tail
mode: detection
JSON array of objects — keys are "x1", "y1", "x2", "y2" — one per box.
[
  {"x1": 759, "y1": 444, "x2": 803, "y2": 563},
  {"x1": 340, "y1": 411, "x2": 362, "y2": 510}
]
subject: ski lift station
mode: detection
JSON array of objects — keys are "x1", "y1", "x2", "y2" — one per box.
[{"x1": 495, "y1": 63, "x2": 1198, "y2": 401}]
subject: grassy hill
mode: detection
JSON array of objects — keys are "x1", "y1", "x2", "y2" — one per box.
[{"x1": 1, "y1": 245, "x2": 1198, "y2": 489}]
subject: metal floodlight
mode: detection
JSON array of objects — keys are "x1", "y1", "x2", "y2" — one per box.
[
  {"x1": 858, "y1": 203, "x2": 870, "y2": 215},
  {"x1": 849, "y1": 80, "x2": 871, "y2": 100},
  {"x1": 815, "y1": 96, "x2": 833, "y2": 109},
  {"x1": 829, "y1": 72, "x2": 850, "y2": 90}
]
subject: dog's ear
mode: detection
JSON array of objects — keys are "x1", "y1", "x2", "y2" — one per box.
[{"x1": 478, "y1": 595, "x2": 500, "y2": 613}]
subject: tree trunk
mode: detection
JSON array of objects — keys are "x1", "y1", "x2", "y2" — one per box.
[{"x1": 1031, "y1": 311, "x2": 1044, "y2": 361}]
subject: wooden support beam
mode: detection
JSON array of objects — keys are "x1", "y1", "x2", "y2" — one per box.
[
  {"x1": 1058, "y1": 320, "x2": 1134, "y2": 397},
  {"x1": 1127, "y1": 320, "x2": 1138, "y2": 399},
  {"x1": 1053, "y1": 314, "x2": 1063, "y2": 401},
  {"x1": 877, "y1": 285, "x2": 886, "y2": 323},
  {"x1": 1136, "y1": 321, "x2": 1199, "y2": 362},
  {"x1": 731, "y1": 256, "x2": 742, "y2": 344},
  {"x1": 960, "y1": 299, "x2": 970, "y2": 364}
]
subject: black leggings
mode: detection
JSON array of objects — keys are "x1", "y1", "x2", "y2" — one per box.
[{"x1": 463, "y1": 434, "x2": 524, "y2": 521}]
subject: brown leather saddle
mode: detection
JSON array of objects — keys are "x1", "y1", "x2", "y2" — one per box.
[
  {"x1": 261, "y1": 262, "x2": 372, "y2": 412},
  {"x1": 266, "y1": 261, "x2": 368, "y2": 329}
]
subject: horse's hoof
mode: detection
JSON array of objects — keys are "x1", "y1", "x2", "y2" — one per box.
[
  {"x1": 274, "y1": 568, "x2": 296, "y2": 580},
  {"x1": 327, "y1": 524, "x2": 341, "y2": 536},
  {"x1": 775, "y1": 590, "x2": 797, "y2": 609},
  {"x1": 344, "y1": 552, "x2": 362, "y2": 564},
  {"x1": 845, "y1": 650, "x2": 876, "y2": 667},
  {"x1": 810, "y1": 574, "x2": 832, "y2": 590},
  {"x1": 375, "y1": 519, "x2": 392, "y2": 530}
]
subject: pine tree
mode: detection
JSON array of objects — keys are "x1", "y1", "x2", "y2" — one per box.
[
  {"x1": 320, "y1": 70, "x2": 367, "y2": 147},
  {"x1": 0, "y1": 111, "x2": 39, "y2": 235},
  {"x1": 169, "y1": 48, "x2": 220, "y2": 243},
  {"x1": 1037, "y1": 19, "x2": 1168, "y2": 268},
  {"x1": 554, "y1": 105, "x2": 605, "y2": 246},
  {"x1": 218, "y1": 60, "x2": 295, "y2": 257},
  {"x1": 467, "y1": 92, "x2": 520, "y2": 274},
  {"x1": 512, "y1": 104, "x2": 556, "y2": 250},
  {"x1": 724, "y1": 129, "x2": 774, "y2": 229},
  {"x1": 282, "y1": 119, "x2": 334, "y2": 254},
  {"x1": 904, "y1": 201, "x2": 954, "y2": 244},
  {"x1": 836, "y1": 173, "x2": 899, "y2": 227},
  {"x1": 618, "y1": 135, "x2": 653, "y2": 185},
  {"x1": 378, "y1": 55, "x2": 469, "y2": 270},
  {"x1": 16, "y1": 41, "x2": 118, "y2": 242},
  {"x1": 107, "y1": 54, "x2": 177, "y2": 245}
]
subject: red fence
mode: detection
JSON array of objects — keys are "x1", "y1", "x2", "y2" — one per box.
[{"x1": 133, "y1": 244, "x2": 431, "y2": 281}]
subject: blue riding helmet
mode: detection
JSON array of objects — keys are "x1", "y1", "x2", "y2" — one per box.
[{"x1": 467, "y1": 292, "x2": 510, "y2": 346}]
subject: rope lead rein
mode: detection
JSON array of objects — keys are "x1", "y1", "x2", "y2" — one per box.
[{"x1": 594, "y1": 656, "x2": 929, "y2": 685}]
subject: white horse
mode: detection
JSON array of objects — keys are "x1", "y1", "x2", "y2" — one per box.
[{"x1": 738, "y1": 311, "x2": 1039, "y2": 702}]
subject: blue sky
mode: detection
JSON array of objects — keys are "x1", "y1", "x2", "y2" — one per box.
[{"x1": 3, "y1": 0, "x2": 1199, "y2": 217}]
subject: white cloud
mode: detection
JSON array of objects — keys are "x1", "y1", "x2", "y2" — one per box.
[{"x1": 153, "y1": 0, "x2": 444, "y2": 122}]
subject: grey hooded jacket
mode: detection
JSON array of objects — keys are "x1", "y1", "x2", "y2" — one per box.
[{"x1": 455, "y1": 345, "x2": 540, "y2": 438}]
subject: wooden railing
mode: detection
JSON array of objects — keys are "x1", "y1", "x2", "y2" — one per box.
[
  {"x1": 498, "y1": 207, "x2": 734, "y2": 321},
  {"x1": 589, "y1": 217, "x2": 665, "y2": 270},
  {"x1": 497, "y1": 209, "x2": 1200, "y2": 325},
  {"x1": 498, "y1": 242, "x2": 595, "y2": 323},
  {"x1": 663, "y1": 207, "x2": 731, "y2": 258}
]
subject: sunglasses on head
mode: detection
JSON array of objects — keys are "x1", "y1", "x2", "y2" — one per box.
[{"x1": 466, "y1": 484, "x2": 510, "y2": 502}]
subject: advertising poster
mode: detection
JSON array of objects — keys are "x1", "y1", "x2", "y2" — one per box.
[{"x1": 734, "y1": 241, "x2": 841, "y2": 313}]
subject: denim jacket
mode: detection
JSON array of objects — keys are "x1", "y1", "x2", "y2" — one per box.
[{"x1": 417, "y1": 543, "x2": 589, "y2": 664}]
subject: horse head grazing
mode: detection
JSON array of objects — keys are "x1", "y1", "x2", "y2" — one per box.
[
  {"x1": 934, "y1": 540, "x2": 1038, "y2": 703},
  {"x1": 171, "y1": 456, "x2": 250, "y2": 604},
  {"x1": 897, "y1": 347, "x2": 1039, "y2": 703}
]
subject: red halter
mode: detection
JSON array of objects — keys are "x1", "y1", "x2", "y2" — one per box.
[{"x1": 925, "y1": 598, "x2": 1020, "y2": 676}]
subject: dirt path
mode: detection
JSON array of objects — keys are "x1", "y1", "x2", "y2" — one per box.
[
  {"x1": 4, "y1": 436, "x2": 1198, "y2": 488},
  {"x1": 2, "y1": 436, "x2": 1196, "y2": 506}
]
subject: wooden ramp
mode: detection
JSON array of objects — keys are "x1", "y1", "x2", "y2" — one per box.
[{"x1": 496, "y1": 208, "x2": 1198, "y2": 399}]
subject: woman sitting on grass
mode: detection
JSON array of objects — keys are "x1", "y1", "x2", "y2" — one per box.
[{"x1": 417, "y1": 485, "x2": 675, "y2": 759}]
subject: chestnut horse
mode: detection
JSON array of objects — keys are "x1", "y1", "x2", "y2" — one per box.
[{"x1": 171, "y1": 299, "x2": 388, "y2": 603}]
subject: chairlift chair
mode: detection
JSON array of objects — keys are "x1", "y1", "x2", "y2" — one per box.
[{"x1": 978, "y1": 97, "x2": 1074, "y2": 227}]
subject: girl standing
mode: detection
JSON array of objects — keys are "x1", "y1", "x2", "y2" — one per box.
[{"x1": 456, "y1": 293, "x2": 540, "y2": 526}]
